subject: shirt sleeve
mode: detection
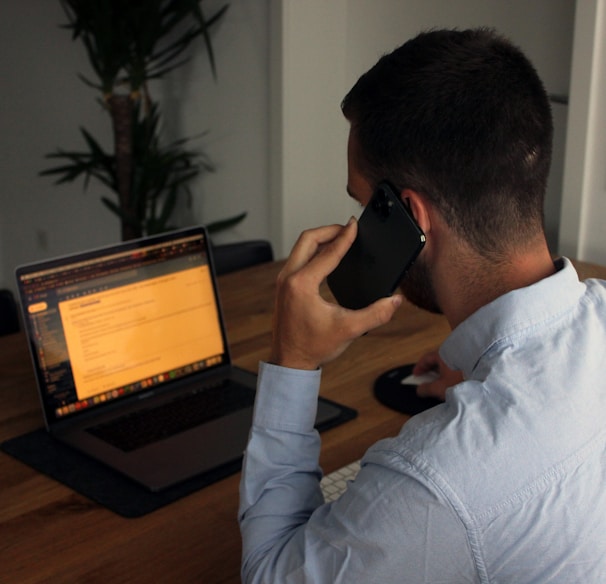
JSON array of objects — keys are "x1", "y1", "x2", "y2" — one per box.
[{"x1": 238, "y1": 362, "x2": 478, "y2": 584}]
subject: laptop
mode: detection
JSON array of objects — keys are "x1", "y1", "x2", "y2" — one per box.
[{"x1": 15, "y1": 226, "x2": 344, "y2": 492}]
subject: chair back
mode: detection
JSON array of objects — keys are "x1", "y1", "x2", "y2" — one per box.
[
  {"x1": 212, "y1": 240, "x2": 274, "y2": 276},
  {"x1": 0, "y1": 289, "x2": 20, "y2": 336}
]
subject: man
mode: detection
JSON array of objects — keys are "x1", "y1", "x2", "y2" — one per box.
[{"x1": 239, "y1": 28, "x2": 606, "y2": 582}]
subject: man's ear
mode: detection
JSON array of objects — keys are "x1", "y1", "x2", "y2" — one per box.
[{"x1": 401, "y1": 189, "x2": 431, "y2": 233}]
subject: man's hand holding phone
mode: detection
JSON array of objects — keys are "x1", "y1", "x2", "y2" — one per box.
[{"x1": 269, "y1": 220, "x2": 402, "y2": 371}]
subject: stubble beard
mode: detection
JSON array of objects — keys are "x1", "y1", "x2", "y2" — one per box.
[{"x1": 399, "y1": 256, "x2": 442, "y2": 315}]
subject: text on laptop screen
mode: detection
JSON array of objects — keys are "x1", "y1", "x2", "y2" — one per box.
[{"x1": 17, "y1": 232, "x2": 226, "y2": 420}]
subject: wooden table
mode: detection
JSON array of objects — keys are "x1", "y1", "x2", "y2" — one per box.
[{"x1": 1, "y1": 259, "x2": 604, "y2": 583}]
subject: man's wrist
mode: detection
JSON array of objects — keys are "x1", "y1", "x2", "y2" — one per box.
[{"x1": 268, "y1": 348, "x2": 320, "y2": 371}]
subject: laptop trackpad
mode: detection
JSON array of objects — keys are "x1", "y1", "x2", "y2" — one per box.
[{"x1": 73, "y1": 407, "x2": 255, "y2": 492}]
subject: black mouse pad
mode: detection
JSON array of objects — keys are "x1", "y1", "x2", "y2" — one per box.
[{"x1": 374, "y1": 364, "x2": 442, "y2": 416}]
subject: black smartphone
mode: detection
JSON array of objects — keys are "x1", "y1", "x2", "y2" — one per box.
[{"x1": 327, "y1": 181, "x2": 426, "y2": 310}]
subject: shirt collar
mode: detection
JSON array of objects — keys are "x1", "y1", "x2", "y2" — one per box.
[{"x1": 440, "y1": 258, "x2": 584, "y2": 378}]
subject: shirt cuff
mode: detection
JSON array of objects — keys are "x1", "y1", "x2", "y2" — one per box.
[{"x1": 253, "y1": 361, "x2": 322, "y2": 432}]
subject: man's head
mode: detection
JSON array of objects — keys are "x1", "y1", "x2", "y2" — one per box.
[{"x1": 342, "y1": 28, "x2": 553, "y2": 262}]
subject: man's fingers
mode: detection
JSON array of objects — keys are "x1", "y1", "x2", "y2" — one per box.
[
  {"x1": 283, "y1": 224, "x2": 344, "y2": 274},
  {"x1": 412, "y1": 351, "x2": 441, "y2": 376},
  {"x1": 309, "y1": 217, "x2": 357, "y2": 277},
  {"x1": 416, "y1": 381, "x2": 445, "y2": 400},
  {"x1": 281, "y1": 220, "x2": 357, "y2": 281},
  {"x1": 344, "y1": 294, "x2": 403, "y2": 338}
]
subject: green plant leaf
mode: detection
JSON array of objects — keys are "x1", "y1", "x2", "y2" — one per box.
[{"x1": 207, "y1": 211, "x2": 247, "y2": 233}]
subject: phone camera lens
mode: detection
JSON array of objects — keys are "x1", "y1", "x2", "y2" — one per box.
[{"x1": 372, "y1": 190, "x2": 392, "y2": 219}]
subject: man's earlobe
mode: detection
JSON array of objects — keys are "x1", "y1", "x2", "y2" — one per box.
[{"x1": 401, "y1": 189, "x2": 431, "y2": 233}]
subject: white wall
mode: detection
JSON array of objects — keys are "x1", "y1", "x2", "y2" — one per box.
[
  {"x1": 269, "y1": 0, "x2": 354, "y2": 258},
  {"x1": 164, "y1": 0, "x2": 271, "y2": 244},
  {"x1": 560, "y1": 0, "x2": 606, "y2": 265},
  {"x1": 271, "y1": 0, "x2": 576, "y2": 258}
]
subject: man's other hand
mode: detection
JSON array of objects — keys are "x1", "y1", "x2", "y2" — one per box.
[{"x1": 413, "y1": 351, "x2": 464, "y2": 401}]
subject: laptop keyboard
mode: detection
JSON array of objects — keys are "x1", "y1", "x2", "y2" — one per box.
[{"x1": 87, "y1": 380, "x2": 255, "y2": 452}]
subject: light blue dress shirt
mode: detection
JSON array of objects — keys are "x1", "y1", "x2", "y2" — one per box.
[{"x1": 239, "y1": 258, "x2": 606, "y2": 583}]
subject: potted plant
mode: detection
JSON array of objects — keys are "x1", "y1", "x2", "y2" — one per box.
[{"x1": 41, "y1": 0, "x2": 245, "y2": 241}]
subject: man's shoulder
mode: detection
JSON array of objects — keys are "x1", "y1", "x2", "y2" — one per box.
[
  {"x1": 583, "y1": 274, "x2": 606, "y2": 300},
  {"x1": 366, "y1": 375, "x2": 604, "y2": 514}
]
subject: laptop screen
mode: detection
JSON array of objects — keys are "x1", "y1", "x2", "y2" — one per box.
[{"x1": 16, "y1": 227, "x2": 228, "y2": 425}]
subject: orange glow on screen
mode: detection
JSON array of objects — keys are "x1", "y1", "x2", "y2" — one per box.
[{"x1": 58, "y1": 265, "x2": 223, "y2": 400}]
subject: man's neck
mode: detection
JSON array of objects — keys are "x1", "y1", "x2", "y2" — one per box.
[{"x1": 436, "y1": 238, "x2": 556, "y2": 329}]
